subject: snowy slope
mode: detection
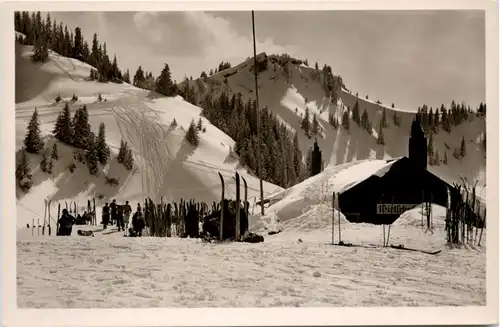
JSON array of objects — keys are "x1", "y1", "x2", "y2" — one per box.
[
  {"x1": 15, "y1": 43, "x2": 283, "y2": 228},
  {"x1": 188, "y1": 54, "x2": 486, "y2": 198},
  {"x1": 16, "y1": 159, "x2": 486, "y2": 308}
]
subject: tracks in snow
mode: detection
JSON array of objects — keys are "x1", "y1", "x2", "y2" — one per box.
[{"x1": 111, "y1": 100, "x2": 176, "y2": 202}]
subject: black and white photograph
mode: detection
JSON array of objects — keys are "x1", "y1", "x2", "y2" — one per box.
[{"x1": 2, "y1": 1, "x2": 499, "y2": 326}]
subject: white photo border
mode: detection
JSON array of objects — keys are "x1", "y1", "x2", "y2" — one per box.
[{"x1": 1, "y1": 0, "x2": 498, "y2": 326}]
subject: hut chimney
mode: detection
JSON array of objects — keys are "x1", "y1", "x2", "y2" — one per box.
[
  {"x1": 311, "y1": 139, "x2": 322, "y2": 176},
  {"x1": 408, "y1": 119, "x2": 428, "y2": 170}
]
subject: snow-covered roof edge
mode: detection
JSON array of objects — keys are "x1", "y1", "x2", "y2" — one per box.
[{"x1": 337, "y1": 157, "x2": 405, "y2": 194}]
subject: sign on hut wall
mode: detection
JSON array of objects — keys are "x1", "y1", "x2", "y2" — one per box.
[{"x1": 376, "y1": 203, "x2": 418, "y2": 215}]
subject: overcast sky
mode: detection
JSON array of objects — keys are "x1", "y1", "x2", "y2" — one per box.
[{"x1": 48, "y1": 10, "x2": 485, "y2": 110}]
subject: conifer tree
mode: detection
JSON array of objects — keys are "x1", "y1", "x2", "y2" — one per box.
[
  {"x1": 185, "y1": 119, "x2": 200, "y2": 146},
  {"x1": 53, "y1": 102, "x2": 73, "y2": 145},
  {"x1": 460, "y1": 136, "x2": 466, "y2": 158},
  {"x1": 85, "y1": 133, "x2": 99, "y2": 175},
  {"x1": 352, "y1": 100, "x2": 361, "y2": 125},
  {"x1": 117, "y1": 139, "x2": 127, "y2": 164},
  {"x1": 197, "y1": 117, "x2": 203, "y2": 131},
  {"x1": 427, "y1": 107, "x2": 434, "y2": 132},
  {"x1": 434, "y1": 150, "x2": 440, "y2": 166},
  {"x1": 32, "y1": 34, "x2": 49, "y2": 63},
  {"x1": 311, "y1": 113, "x2": 319, "y2": 135},
  {"x1": 421, "y1": 105, "x2": 429, "y2": 132},
  {"x1": 40, "y1": 151, "x2": 48, "y2": 172},
  {"x1": 73, "y1": 27, "x2": 83, "y2": 60},
  {"x1": 24, "y1": 108, "x2": 44, "y2": 154},
  {"x1": 123, "y1": 146, "x2": 134, "y2": 171},
  {"x1": 62, "y1": 25, "x2": 70, "y2": 57},
  {"x1": 123, "y1": 69, "x2": 131, "y2": 84},
  {"x1": 16, "y1": 148, "x2": 31, "y2": 184},
  {"x1": 440, "y1": 105, "x2": 450, "y2": 133},
  {"x1": 433, "y1": 107, "x2": 440, "y2": 132},
  {"x1": 14, "y1": 11, "x2": 21, "y2": 33},
  {"x1": 51, "y1": 143, "x2": 59, "y2": 160},
  {"x1": 381, "y1": 107, "x2": 388, "y2": 128},
  {"x1": 361, "y1": 109, "x2": 368, "y2": 130},
  {"x1": 156, "y1": 63, "x2": 174, "y2": 96},
  {"x1": 292, "y1": 132, "x2": 303, "y2": 180},
  {"x1": 376, "y1": 120, "x2": 385, "y2": 145},
  {"x1": 391, "y1": 103, "x2": 395, "y2": 108},
  {"x1": 315, "y1": 62, "x2": 319, "y2": 70},
  {"x1": 341, "y1": 110, "x2": 350, "y2": 132},
  {"x1": 427, "y1": 133, "x2": 434, "y2": 157},
  {"x1": 301, "y1": 108, "x2": 310, "y2": 136},
  {"x1": 170, "y1": 118, "x2": 178, "y2": 128},
  {"x1": 443, "y1": 151, "x2": 448, "y2": 165},
  {"x1": 95, "y1": 122, "x2": 110, "y2": 165},
  {"x1": 478, "y1": 102, "x2": 486, "y2": 116},
  {"x1": 305, "y1": 146, "x2": 313, "y2": 178},
  {"x1": 328, "y1": 112, "x2": 335, "y2": 128},
  {"x1": 47, "y1": 158, "x2": 53, "y2": 174},
  {"x1": 133, "y1": 66, "x2": 145, "y2": 88},
  {"x1": 72, "y1": 105, "x2": 92, "y2": 149},
  {"x1": 392, "y1": 111, "x2": 400, "y2": 127},
  {"x1": 111, "y1": 54, "x2": 119, "y2": 82}
]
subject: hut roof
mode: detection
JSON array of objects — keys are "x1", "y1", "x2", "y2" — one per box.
[
  {"x1": 334, "y1": 158, "x2": 403, "y2": 194},
  {"x1": 337, "y1": 156, "x2": 458, "y2": 197}
]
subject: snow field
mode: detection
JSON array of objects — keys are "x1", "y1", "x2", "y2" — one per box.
[{"x1": 16, "y1": 215, "x2": 486, "y2": 308}]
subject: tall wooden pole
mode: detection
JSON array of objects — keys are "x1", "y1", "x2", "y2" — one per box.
[
  {"x1": 252, "y1": 11, "x2": 265, "y2": 216},
  {"x1": 331, "y1": 192, "x2": 335, "y2": 245}
]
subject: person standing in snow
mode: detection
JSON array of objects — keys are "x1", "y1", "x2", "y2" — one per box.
[
  {"x1": 102, "y1": 203, "x2": 110, "y2": 229},
  {"x1": 110, "y1": 199, "x2": 117, "y2": 226},
  {"x1": 123, "y1": 201, "x2": 132, "y2": 236},
  {"x1": 57, "y1": 209, "x2": 76, "y2": 236},
  {"x1": 116, "y1": 204, "x2": 124, "y2": 232},
  {"x1": 131, "y1": 205, "x2": 145, "y2": 237}
]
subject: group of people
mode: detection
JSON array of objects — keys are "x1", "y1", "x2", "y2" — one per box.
[
  {"x1": 101, "y1": 199, "x2": 146, "y2": 237},
  {"x1": 56, "y1": 199, "x2": 146, "y2": 237}
]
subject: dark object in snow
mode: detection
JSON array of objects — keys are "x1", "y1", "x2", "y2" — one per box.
[
  {"x1": 203, "y1": 199, "x2": 249, "y2": 240},
  {"x1": 268, "y1": 229, "x2": 282, "y2": 235},
  {"x1": 74, "y1": 212, "x2": 90, "y2": 225},
  {"x1": 77, "y1": 230, "x2": 94, "y2": 237},
  {"x1": 131, "y1": 211, "x2": 145, "y2": 236},
  {"x1": 57, "y1": 209, "x2": 75, "y2": 236},
  {"x1": 240, "y1": 231, "x2": 264, "y2": 243},
  {"x1": 297, "y1": 238, "x2": 303, "y2": 243},
  {"x1": 127, "y1": 227, "x2": 142, "y2": 237},
  {"x1": 390, "y1": 244, "x2": 442, "y2": 255},
  {"x1": 105, "y1": 176, "x2": 119, "y2": 186}
]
